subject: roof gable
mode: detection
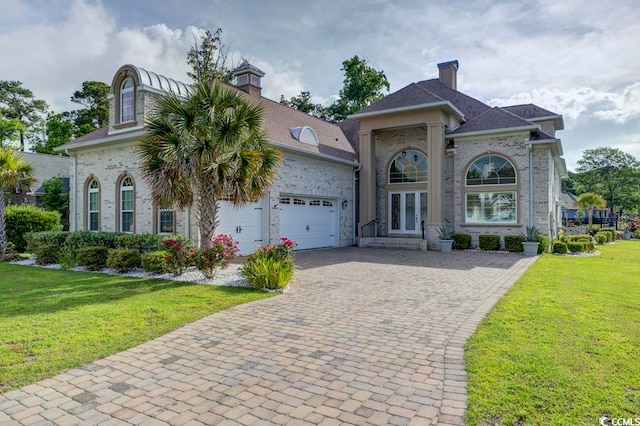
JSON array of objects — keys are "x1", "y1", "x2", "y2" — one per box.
[{"x1": 355, "y1": 83, "x2": 445, "y2": 115}]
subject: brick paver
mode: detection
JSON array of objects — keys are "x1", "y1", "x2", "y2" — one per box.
[{"x1": 1, "y1": 248, "x2": 535, "y2": 424}]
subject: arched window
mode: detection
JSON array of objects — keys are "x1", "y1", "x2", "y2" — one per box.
[
  {"x1": 464, "y1": 154, "x2": 517, "y2": 224},
  {"x1": 389, "y1": 150, "x2": 428, "y2": 184},
  {"x1": 87, "y1": 179, "x2": 100, "y2": 231},
  {"x1": 120, "y1": 176, "x2": 134, "y2": 232},
  {"x1": 120, "y1": 78, "x2": 134, "y2": 123}
]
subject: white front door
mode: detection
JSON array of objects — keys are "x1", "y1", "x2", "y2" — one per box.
[
  {"x1": 389, "y1": 191, "x2": 427, "y2": 234},
  {"x1": 217, "y1": 200, "x2": 264, "y2": 255}
]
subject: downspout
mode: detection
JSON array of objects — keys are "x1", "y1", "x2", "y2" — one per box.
[
  {"x1": 66, "y1": 149, "x2": 78, "y2": 231},
  {"x1": 528, "y1": 144, "x2": 534, "y2": 228},
  {"x1": 353, "y1": 163, "x2": 361, "y2": 245}
]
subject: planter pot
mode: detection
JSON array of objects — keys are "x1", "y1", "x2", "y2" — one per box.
[
  {"x1": 624, "y1": 230, "x2": 631, "y2": 240},
  {"x1": 522, "y1": 241, "x2": 540, "y2": 256},
  {"x1": 439, "y1": 239, "x2": 454, "y2": 252}
]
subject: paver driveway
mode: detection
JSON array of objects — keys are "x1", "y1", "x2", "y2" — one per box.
[{"x1": 1, "y1": 248, "x2": 535, "y2": 425}]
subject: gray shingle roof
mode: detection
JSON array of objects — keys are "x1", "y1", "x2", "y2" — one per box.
[
  {"x1": 501, "y1": 103, "x2": 560, "y2": 120},
  {"x1": 355, "y1": 83, "x2": 445, "y2": 115},
  {"x1": 16, "y1": 151, "x2": 70, "y2": 195},
  {"x1": 416, "y1": 80, "x2": 492, "y2": 121},
  {"x1": 449, "y1": 107, "x2": 536, "y2": 135}
]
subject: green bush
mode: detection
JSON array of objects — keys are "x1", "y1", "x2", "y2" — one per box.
[
  {"x1": 601, "y1": 228, "x2": 616, "y2": 241},
  {"x1": 478, "y1": 234, "x2": 501, "y2": 251},
  {"x1": 452, "y1": 233, "x2": 471, "y2": 250},
  {"x1": 5, "y1": 205, "x2": 61, "y2": 252},
  {"x1": 504, "y1": 235, "x2": 525, "y2": 252},
  {"x1": 552, "y1": 241, "x2": 568, "y2": 254},
  {"x1": 114, "y1": 233, "x2": 164, "y2": 253},
  {"x1": 241, "y1": 238, "x2": 297, "y2": 290},
  {"x1": 35, "y1": 245, "x2": 60, "y2": 265},
  {"x1": 141, "y1": 251, "x2": 168, "y2": 274},
  {"x1": 25, "y1": 231, "x2": 68, "y2": 254},
  {"x1": 566, "y1": 234, "x2": 594, "y2": 243},
  {"x1": 65, "y1": 231, "x2": 119, "y2": 253},
  {"x1": 76, "y1": 246, "x2": 109, "y2": 271},
  {"x1": 58, "y1": 250, "x2": 76, "y2": 270},
  {"x1": 567, "y1": 241, "x2": 587, "y2": 253},
  {"x1": 595, "y1": 232, "x2": 608, "y2": 244},
  {"x1": 537, "y1": 235, "x2": 550, "y2": 254},
  {"x1": 106, "y1": 249, "x2": 141, "y2": 272}
]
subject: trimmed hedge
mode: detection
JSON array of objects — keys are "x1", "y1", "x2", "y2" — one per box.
[
  {"x1": 141, "y1": 250, "x2": 168, "y2": 273},
  {"x1": 107, "y1": 249, "x2": 141, "y2": 272},
  {"x1": 452, "y1": 233, "x2": 471, "y2": 250},
  {"x1": 553, "y1": 241, "x2": 568, "y2": 254},
  {"x1": 114, "y1": 234, "x2": 164, "y2": 253},
  {"x1": 595, "y1": 232, "x2": 608, "y2": 244},
  {"x1": 65, "y1": 232, "x2": 119, "y2": 253},
  {"x1": 537, "y1": 236, "x2": 551, "y2": 254},
  {"x1": 5, "y1": 205, "x2": 61, "y2": 252},
  {"x1": 479, "y1": 234, "x2": 501, "y2": 251},
  {"x1": 35, "y1": 245, "x2": 60, "y2": 265},
  {"x1": 504, "y1": 235, "x2": 525, "y2": 252},
  {"x1": 567, "y1": 241, "x2": 587, "y2": 253},
  {"x1": 25, "y1": 231, "x2": 68, "y2": 254},
  {"x1": 76, "y1": 246, "x2": 109, "y2": 271},
  {"x1": 601, "y1": 228, "x2": 616, "y2": 241}
]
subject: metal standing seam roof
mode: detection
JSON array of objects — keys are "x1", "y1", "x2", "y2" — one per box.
[{"x1": 133, "y1": 66, "x2": 191, "y2": 96}]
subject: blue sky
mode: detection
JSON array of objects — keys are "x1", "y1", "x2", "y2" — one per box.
[{"x1": 1, "y1": 0, "x2": 639, "y2": 169}]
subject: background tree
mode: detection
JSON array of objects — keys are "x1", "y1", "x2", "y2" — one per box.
[
  {"x1": 574, "y1": 147, "x2": 640, "y2": 214},
  {"x1": 326, "y1": 55, "x2": 390, "y2": 122},
  {"x1": 0, "y1": 147, "x2": 34, "y2": 255},
  {"x1": 576, "y1": 192, "x2": 606, "y2": 229},
  {"x1": 41, "y1": 176, "x2": 69, "y2": 215},
  {"x1": 139, "y1": 81, "x2": 282, "y2": 249},
  {"x1": 279, "y1": 91, "x2": 327, "y2": 118},
  {"x1": 0, "y1": 113, "x2": 25, "y2": 148},
  {"x1": 561, "y1": 171, "x2": 578, "y2": 195},
  {"x1": 186, "y1": 28, "x2": 237, "y2": 84},
  {"x1": 70, "y1": 81, "x2": 110, "y2": 136},
  {"x1": 0, "y1": 81, "x2": 49, "y2": 151},
  {"x1": 32, "y1": 113, "x2": 73, "y2": 155}
]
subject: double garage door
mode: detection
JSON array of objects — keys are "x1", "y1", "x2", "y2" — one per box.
[{"x1": 217, "y1": 196, "x2": 338, "y2": 254}]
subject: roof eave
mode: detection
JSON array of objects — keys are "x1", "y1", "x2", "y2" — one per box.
[
  {"x1": 348, "y1": 101, "x2": 464, "y2": 121},
  {"x1": 446, "y1": 125, "x2": 539, "y2": 139},
  {"x1": 529, "y1": 114, "x2": 565, "y2": 131},
  {"x1": 269, "y1": 140, "x2": 359, "y2": 167},
  {"x1": 55, "y1": 129, "x2": 146, "y2": 152},
  {"x1": 525, "y1": 138, "x2": 564, "y2": 157}
]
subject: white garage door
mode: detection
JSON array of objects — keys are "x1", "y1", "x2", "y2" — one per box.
[
  {"x1": 217, "y1": 200, "x2": 264, "y2": 255},
  {"x1": 279, "y1": 197, "x2": 338, "y2": 250}
]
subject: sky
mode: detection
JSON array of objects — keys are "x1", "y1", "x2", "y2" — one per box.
[{"x1": 1, "y1": 0, "x2": 639, "y2": 169}]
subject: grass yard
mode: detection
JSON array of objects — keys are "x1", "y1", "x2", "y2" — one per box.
[
  {"x1": 0, "y1": 264, "x2": 273, "y2": 393},
  {"x1": 465, "y1": 241, "x2": 640, "y2": 425}
]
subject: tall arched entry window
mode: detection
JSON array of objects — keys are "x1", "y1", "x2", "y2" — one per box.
[{"x1": 388, "y1": 150, "x2": 428, "y2": 234}]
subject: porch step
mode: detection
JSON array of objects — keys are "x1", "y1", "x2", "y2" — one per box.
[{"x1": 359, "y1": 237, "x2": 428, "y2": 251}]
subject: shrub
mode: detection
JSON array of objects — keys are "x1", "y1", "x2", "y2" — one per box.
[
  {"x1": 537, "y1": 236, "x2": 551, "y2": 254},
  {"x1": 452, "y1": 233, "x2": 471, "y2": 250},
  {"x1": 65, "y1": 231, "x2": 119, "y2": 253},
  {"x1": 567, "y1": 241, "x2": 587, "y2": 253},
  {"x1": 552, "y1": 241, "x2": 568, "y2": 254},
  {"x1": 107, "y1": 249, "x2": 141, "y2": 272},
  {"x1": 141, "y1": 251, "x2": 168, "y2": 274},
  {"x1": 76, "y1": 246, "x2": 109, "y2": 271},
  {"x1": 616, "y1": 231, "x2": 624, "y2": 240},
  {"x1": 504, "y1": 235, "x2": 525, "y2": 252},
  {"x1": 241, "y1": 237, "x2": 297, "y2": 290},
  {"x1": 192, "y1": 234, "x2": 239, "y2": 279},
  {"x1": 35, "y1": 245, "x2": 60, "y2": 265},
  {"x1": 25, "y1": 231, "x2": 68, "y2": 254},
  {"x1": 478, "y1": 234, "x2": 501, "y2": 251},
  {"x1": 566, "y1": 234, "x2": 594, "y2": 243},
  {"x1": 5, "y1": 205, "x2": 61, "y2": 252},
  {"x1": 601, "y1": 228, "x2": 616, "y2": 241},
  {"x1": 595, "y1": 232, "x2": 608, "y2": 244},
  {"x1": 114, "y1": 233, "x2": 164, "y2": 253},
  {"x1": 161, "y1": 236, "x2": 194, "y2": 276},
  {"x1": 58, "y1": 250, "x2": 75, "y2": 270}
]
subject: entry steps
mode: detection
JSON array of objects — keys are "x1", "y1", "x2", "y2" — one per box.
[{"x1": 359, "y1": 237, "x2": 428, "y2": 251}]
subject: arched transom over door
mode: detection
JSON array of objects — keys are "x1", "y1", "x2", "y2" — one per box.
[{"x1": 388, "y1": 150, "x2": 428, "y2": 234}]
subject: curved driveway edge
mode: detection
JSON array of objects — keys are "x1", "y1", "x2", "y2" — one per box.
[{"x1": 0, "y1": 248, "x2": 536, "y2": 425}]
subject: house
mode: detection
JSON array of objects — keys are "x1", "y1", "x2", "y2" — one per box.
[
  {"x1": 58, "y1": 64, "x2": 358, "y2": 254},
  {"x1": 350, "y1": 60, "x2": 567, "y2": 249},
  {"x1": 559, "y1": 192, "x2": 611, "y2": 226}
]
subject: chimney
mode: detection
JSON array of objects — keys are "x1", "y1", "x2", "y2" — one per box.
[
  {"x1": 437, "y1": 60, "x2": 459, "y2": 90},
  {"x1": 232, "y1": 63, "x2": 265, "y2": 97}
]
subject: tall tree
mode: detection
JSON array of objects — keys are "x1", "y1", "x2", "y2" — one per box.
[
  {"x1": 0, "y1": 113, "x2": 25, "y2": 148},
  {"x1": 326, "y1": 55, "x2": 390, "y2": 122},
  {"x1": 575, "y1": 192, "x2": 606, "y2": 229},
  {"x1": 186, "y1": 28, "x2": 236, "y2": 84},
  {"x1": 0, "y1": 81, "x2": 49, "y2": 151},
  {"x1": 574, "y1": 147, "x2": 640, "y2": 214},
  {"x1": 279, "y1": 91, "x2": 327, "y2": 118},
  {"x1": 0, "y1": 148, "x2": 34, "y2": 255},
  {"x1": 70, "y1": 81, "x2": 110, "y2": 135},
  {"x1": 32, "y1": 112, "x2": 73, "y2": 155},
  {"x1": 139, "y1": 80, "x2": 282, "y2": 249}
]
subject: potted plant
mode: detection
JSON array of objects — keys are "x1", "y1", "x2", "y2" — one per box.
[
  {"x1": 521, "y1": 226, "x2": 541, "y2": 256},
  {"x1": 437, "y1": 224, "x2": 454, "y2": 252}
]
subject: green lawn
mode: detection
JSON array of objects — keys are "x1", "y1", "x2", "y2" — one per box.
[
  {"x1": 0, "y1": 263, "x2": 273, "y2": 393},
  {"x1": 465, "y1": 241, "x2": 640, "y2": 425}
]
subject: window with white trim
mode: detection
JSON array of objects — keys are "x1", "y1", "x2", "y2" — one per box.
[
  {"x1": 157, "y1": 203, "x2": 175, "y2": 234},
  {"x1": 465, "y1": 155, "x2": 517, "y2": 224},
  {"x1": 120, "y1": 78, "x2": 134, "y2": 122},
  {"x1": 87, "y1": 179, "x2": 100, "y2": 231},
  {"x1": 120, "y1": 176, "x2": 134, "y2": 232}
]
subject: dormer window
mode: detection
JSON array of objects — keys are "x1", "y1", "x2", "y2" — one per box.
[
  {"x1": 290, "y1": 126, "x2": 318, "y2": 145},
  {"x1": 120, "y1": 78, "x2": 134, "y2": 123}
]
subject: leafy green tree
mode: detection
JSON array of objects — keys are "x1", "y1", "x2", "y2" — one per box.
[
  {"x1": 561, "y1": 171, "x2": 578, "y2": 195},
  {"x1": 576, "y1": 192, "x2": 606, "y2": 229},
  {"x1": 70, "y1": 81, "x2": 110, "y2": 136},
  {"x1": 186, "y1": 28, "x2": 237, "y2": 84},
  {"x1": 326, "y1": 55, "x2": 390, "y2": 122},
  {"x1": 0, "y1": 113, "x2": 25, "y2": 148},
  {"x1": 0, "y1": 147, "x2": 34, "y2": 255},
  {"x1": 280, "y1": 91, "x2": 327, "y2": 118},
  {"x1": 574, "y1": 147, "x2": 640, "y2": 214},
  {"x1": 41, "y1": 176, "x2": 69, "y2": 215},
  {"x1": 139, "y1": 81, "x2": 282, "y2": 249},
  {"x1": 0, "y1": 81, "x2": 49, "y2": 151},
  {"x1": 32, "y1": 113, "x2": 73, "y2": 155}
]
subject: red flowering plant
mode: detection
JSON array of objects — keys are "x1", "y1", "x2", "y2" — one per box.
[
  {"x1": 192, "y1": 234, "x2": 239, "y2": 279},
  {"x1": 161, "y1": 236, "x2": 194, "y2": 276},
  {"x1": 241, "y1": 237, "x2": 298, "y2": 290}
]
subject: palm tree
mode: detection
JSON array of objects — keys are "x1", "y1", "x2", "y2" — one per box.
[
  {"x1": 139, "y1": 80, "x2": 281, "y2": 249},
  {"x1": 0, "y1": 148, "x2": 34, "y2": 256},
  {"x1": 576, "y1": 192, "x2": 606, "y2": 229}
]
